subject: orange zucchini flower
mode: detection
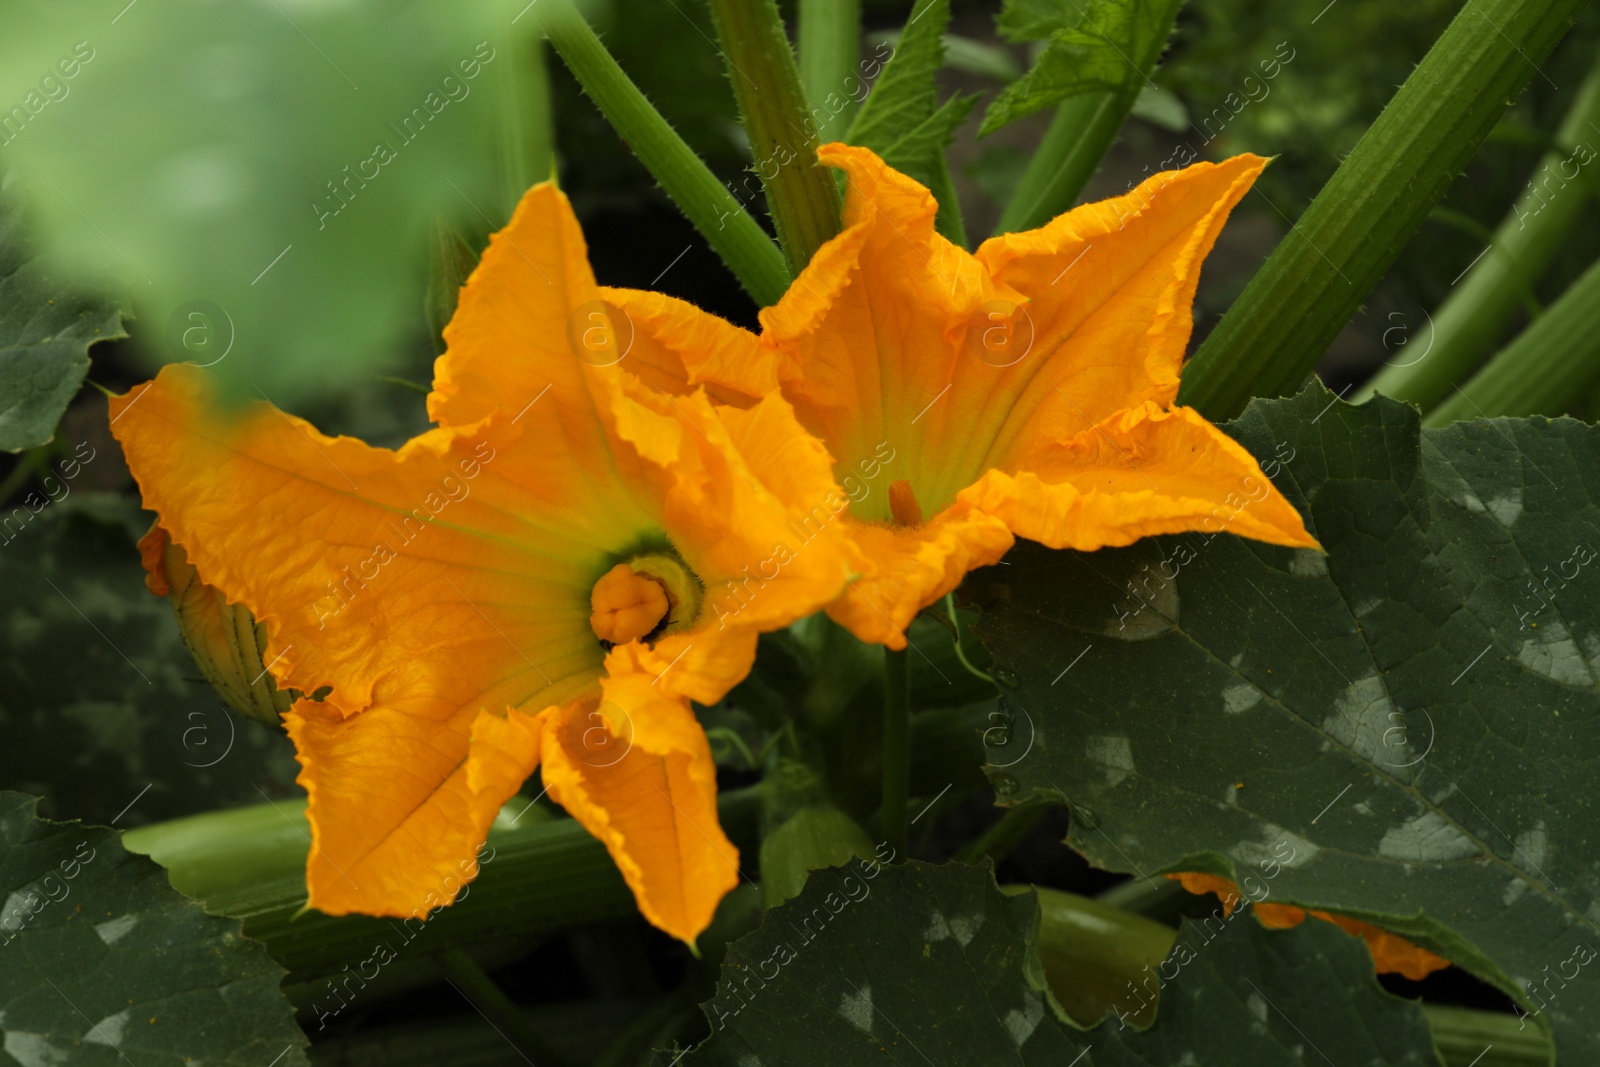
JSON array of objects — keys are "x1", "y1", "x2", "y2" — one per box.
[
  {"x1": 109, "y1": 182, "x2": 856, "y2": 944},
  {"x1": 1169, "y1": 872, "x2": 1449, "y2": 980},
  {"x1": 746, "y1": 144, "x2": 1319, "y2": 646}
]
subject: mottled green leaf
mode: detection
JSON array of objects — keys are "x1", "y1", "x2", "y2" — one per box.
[
  {"x1": 660, "y1": 859, "x2": 1439, "y2": 1064},
  {"x1": 0, "y1": 181, "x2": 126, "y2": 453},
  {"x1": 972, "y1": 383, "x2": 1600, "y2": 1059},
  {"x1": 0, "y1": 495, "x2": 299, "y2": 826},
  {"x1": 0, "y1": 791, "x2": 307, "y2": 1066}
]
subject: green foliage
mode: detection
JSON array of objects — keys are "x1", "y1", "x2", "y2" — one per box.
[
  {"x1": 847, "y1": 0, "x2": 950, "y2": 155},
  {"x1": 0, "y1": 183, "x2": 126, "y2": 453},
  {"x1": 847, "y1": 0, "x2": 969, "y2": 241},
  {"x1": 972, "y1": 383, "x2": 1600, "y2": 1059},
  {"x1": 660, "y1": 859, "x2": 1439, "y2": 1063},
  {"x1": 0, "y1": 496, "x2": 299, "y2": 826},
  {"x1": 759, "y1": 805, "x2": 876, "y2": 907},
  {"x1": 981, "y1": 0, "x2": 1184, "y2": 135},
  {"x1": 0, "y1": 791, "x2": 307, "y2": 1065},
  {"x1": 1178, "y1": 0, "x2": 1594, "y2": 419}
]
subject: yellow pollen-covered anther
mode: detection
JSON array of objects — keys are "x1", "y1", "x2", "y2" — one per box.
[{"x1": 590, "y1": 563, "x2": 670, "y2": 644}]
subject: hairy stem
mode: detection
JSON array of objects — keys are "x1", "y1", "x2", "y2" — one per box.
[
  {"x1": 706, "y1": 0, "x2": 843, "y2": 274},
  {"x1": 1179, "y1": 0, "x2": 1592, "y2": 420},
  {"x1": 538, "y1": 0, "x2": 790, "y2": 305}
]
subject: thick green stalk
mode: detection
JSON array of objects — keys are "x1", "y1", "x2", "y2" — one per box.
[
  {"x1": 1424, "y1": 1005, "x2": 1552, "y2": 1066},
  {"x1": 1357, "y1": 48, "x2": 1600, "y2": 411},
  {"x1": 1006, "y1": 884, "x2": 1176, "y2": 1028},
  {"x1": 880, "y1": 647, "x2": 911, "y2": 858},
  {"x1": 125, "y1": 700, "x2": 988, "y2": 985},
  {"x1": 705, "y1": 0, "x2": 842, "y2": 274},
  {"x1": 498, "y1": 27, "x2": 556, "y2": 217},
  {"x1": 1179, "y1": 0, "x2": 1592, "y2": 421},
  {"x1": 1425, "y1": 255, "x2": 1600, "y2": 425},
  {"x1": 797, "y1": 0, "x2": 861, "y2": 142},
  {"x1": 126, "y1": 789, "x2": 762, "y2": 984},
  {"x1": 995, "y1": 91, "x2": 1129, "y2": 235},
  {"x1": 437, "y1": 949, "x2": 572, "y2": 1067},
  {"x1": 538, "y1": 0, "x2": 790, "y2": 305}
]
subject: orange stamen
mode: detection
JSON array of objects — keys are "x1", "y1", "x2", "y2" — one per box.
[
  {"x1": 888, "y1": 480, "x2": 924, "y2": 528},
  {"x1": 589, "y1": 564, "x2": 669, "y2": 644}
]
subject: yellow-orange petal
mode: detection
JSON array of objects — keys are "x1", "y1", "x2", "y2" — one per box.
[
  {"x1": 428, "y1": 180, "x2": 768, "y2": 436},
  {"x1": 466, "y1": 706, "x2": 546, "y2": 814},
  {"x1": 138, "y1": 523, "x2": 293, "y2": 727},
  {"x1": 757, "y1": 143, "x2": 1016, "y2": 518},
  {"x1": 823, "y1": 506, "x2": 1013, "y2": 650},
  {"x1": 1170, "y1": 872, "x2": 1450, "y2": 978},
  {"x1": 972, "y1": 154, "x2": 1267, "y2": 450},
  {"x1": 428, "y1": 182, "x2": 600, "y2": 432},
  {"x1": 959, "y1": 402, "x2": 1319, "y2": 552},
  {"x1": 1313, "y1": 912, "x2": 1452, "y2": 980},
  {"x1": 600, "y1": 286, "x2": 772, "y2": 406},
  {"x1": 1165, "y1": 871, "x2": 1242, "y2": 916},
  {"x1": 287, "y1": 695, "x2": 541, "y2": 917},
  {"x1": 539, "y1": 671, "x2": 739, "y2": 945},
  {"x1": 1253, "y1": 902, "x2": 1309, "y2": 929},
  {"x1": 109, "y1": 368, "x2": 624, "y2": 916},
  {"x1": 600, "y1": 382, "x2": 858, "y2": 701}
]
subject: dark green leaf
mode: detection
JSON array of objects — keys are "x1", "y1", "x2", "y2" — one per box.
[
  {"x1": 660, "y1": 859, "x2": 1438, "y2": 1064},
  {"x1": 0, "y1": 496, "x2": 300, "y2": 826},
  {"x1": 846, "y1": 0, "x2": 949, "y2": 155},
  {"x1": 972, "y1": 383, "x2": 1600, "y2": 1059},
  {"x1": 981, "y1": 0, "x2": 1183, "y2": 135},
  {"x1": 0, "y1": 791, "x2": 307, "y2": 1065},
  {"x1": 0, "y1": 183, "x2": 127, "y2": 453}
]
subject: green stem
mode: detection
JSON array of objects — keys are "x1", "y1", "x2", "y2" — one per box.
[
  {"x1": 797, "y1": 0, "x2": 861, "y2": 143},
  {"x1": 881, "y1": 647, "x2": 911, "y2": 858},
  {"x1": 992, "y1": 0, "x2": 1182, "y2": 236},
  {"x1": 1005, "y1": 884, "x2": 1176, "y2": 1028},
  {"x1": 995, "y1": 89, "x2": 1132, "y2": 235},
  {"x1": 125, "y1": 700, "x2": 990, "y2": 985},
  {"x1": 498, "y1": 25, "x2": 556, "y2": 216},
  {"x1": 1358, "y1": 45, "x2": 1600, "y2": 411},
  {"x1": 705, "y1": 0, "x2": 843, "y2": 274},
  {"x1": 1178, "y1": 0, "x2": 1592, "y2": 421},
  {"x1": 1093, "y1": 874, "x2": 1188, "y2": 923},
  {"x1": 1424, "y1": 1005, "x2": 1552, "y2": 1066},
  {"x1": 537, "y1": 0, "x2": 790, "y2": 306},
  {"x1": 436, "y1": 948, "x2": 571, "y2": 1067},
  {"x1": 1424, "y1": 254, "x2": 1600, "y2": 425},
  {"x1": 125, "y1": 788, "x2": 762, "y2": 985},
  {"x1": 955, "y1": 801, "x2": 1050, "y2": 866}
]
